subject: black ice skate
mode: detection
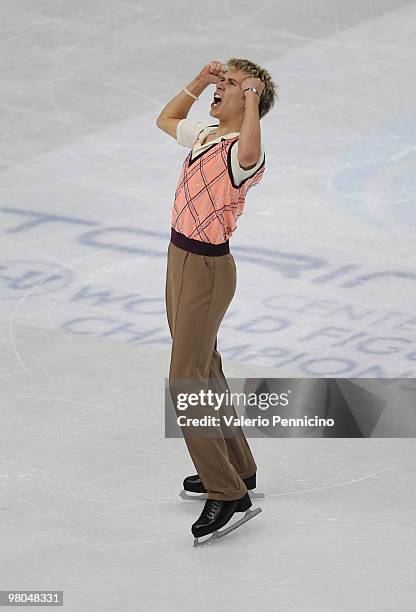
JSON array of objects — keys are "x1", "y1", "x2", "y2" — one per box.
[
  {"x1": 180, "y1": 473, "x2": 265, "y2": 500},
  {"x1": 192, "y1": 492, "x2": 262, "y2": 547}
]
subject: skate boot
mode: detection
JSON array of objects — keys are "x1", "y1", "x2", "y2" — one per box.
[
  {"x1": 192, "y1": 492, "x2": 262, "y2": 546},
  {"x1": 184, "y1": 473, "x2": 256, "y2": 494}
]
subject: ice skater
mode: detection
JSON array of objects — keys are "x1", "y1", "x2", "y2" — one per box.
[{"x1": 157, "y1": 58, "x2": 278, "y2": 544}]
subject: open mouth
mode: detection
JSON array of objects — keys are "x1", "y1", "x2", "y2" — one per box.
[{"x1": 211, "y1": 93, "x2": 222, "y2": 107}]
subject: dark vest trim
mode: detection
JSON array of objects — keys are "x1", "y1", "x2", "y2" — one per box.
[
  {"x1": 187, "y1": 141, "x2": 222, "y2": 167},
  {"x1": 170, "y1": 227, "x2": 230, "y2": 256},
  {"x1": 227, "y1": 139, "x2": 266, "y2": 189},
  {"x1": 187, "y1": 124, "x2": 226, "y2": 167}
]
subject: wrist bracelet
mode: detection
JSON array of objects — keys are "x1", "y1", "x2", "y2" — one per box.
[
  {"x1": 183, "y1": 87, "x2": 198, "y2": 101},
  {"x1": 243, "y1": 87, "x2": 260, "y2": 98}
]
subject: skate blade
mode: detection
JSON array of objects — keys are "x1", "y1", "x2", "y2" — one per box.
[
  {"x1": 179, "y1": 490, "x2": 265, "y2": 501},
  {"x1": 193, "y1": 507, "x2": 262, "y2": 547}
]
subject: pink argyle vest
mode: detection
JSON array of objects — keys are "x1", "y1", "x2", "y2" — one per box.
[{"x1": 171, "y1": 135, "x2": 265, "y2": 244}]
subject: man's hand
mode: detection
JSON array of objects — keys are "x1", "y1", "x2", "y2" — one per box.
[
  {"x1": 241, "y1": 77, "x2": 265, "y2": 99},
  {"x1": 198, "y1": 61, "x2": 227, "y2": 85}
]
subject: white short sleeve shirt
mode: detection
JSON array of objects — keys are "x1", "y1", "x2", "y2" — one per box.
[{"x1": 176, "y1": 118, "x2": 265, "y2": 187}]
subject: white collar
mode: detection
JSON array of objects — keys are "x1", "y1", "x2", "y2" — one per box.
[
  {"x1": 195, "y1": 126, "x2": 239, "y2": 150},
  {"x1": 206, "y1": 126, "x2": 239, "y2": 139}
]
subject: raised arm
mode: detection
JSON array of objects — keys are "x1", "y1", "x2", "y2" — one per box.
[
  {"x1": 156, "y1": 61, "x2": 226, "y2": 139},
  {"x1": 237, "y1": 77, "x2": 265, "y2": 168}
]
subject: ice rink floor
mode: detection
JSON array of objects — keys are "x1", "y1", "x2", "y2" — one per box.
[{"x1": 1, "y1": 1, "x2": 415, "y2": 610}]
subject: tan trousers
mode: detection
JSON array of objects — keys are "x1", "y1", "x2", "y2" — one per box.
[{"x1": 165, "y1": 240, "x2": 257, "y2": 501}]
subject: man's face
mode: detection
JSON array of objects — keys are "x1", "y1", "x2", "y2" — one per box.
[{"x1": 209, "y1": 69, "x2": 250, "y2": 121}]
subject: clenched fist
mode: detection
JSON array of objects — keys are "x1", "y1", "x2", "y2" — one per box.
[
  {"x1": 198, "y1": 60, "x2": 227, "y2": 85},
  {"x1": 241, "y1": 77, "x2": 265, "y2": 98}
]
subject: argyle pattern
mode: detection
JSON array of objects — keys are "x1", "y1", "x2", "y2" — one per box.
[{"x1": 171, "y1": 136, "x2": 265, "y2": 244}]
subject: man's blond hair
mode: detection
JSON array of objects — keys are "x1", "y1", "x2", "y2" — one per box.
[{"x1": 225, "y1": 57, "x2": 279, "y2": 119}]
